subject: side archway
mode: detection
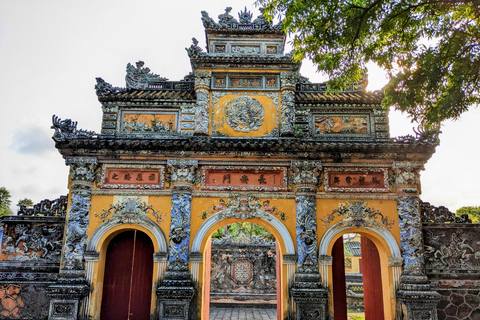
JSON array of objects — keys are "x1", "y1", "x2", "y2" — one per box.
[
  {"x1": 82, "y1": 217, "x2": 168, "y2": 320},
  {"x1": 318, "y1": 221, "x2": 402, "y2": 319}
]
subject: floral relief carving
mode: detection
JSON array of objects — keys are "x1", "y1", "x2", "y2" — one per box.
[
  {"x1": 94, "y1": 197, "x2": 165, "y2": 224},
  {"x1": 168, "y1": 193, "x2": 192, "y2": 271}
]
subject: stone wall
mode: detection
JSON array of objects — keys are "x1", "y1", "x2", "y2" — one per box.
[
  {"x1": 421, "y1": 202, "x2": 480, "y2": 320},
  {"x1": 210, "y1": 235, "x2": 277, "y2": 306},
  {"x1": 0, "y1": 197, "x2": 66, "y2": 320}
]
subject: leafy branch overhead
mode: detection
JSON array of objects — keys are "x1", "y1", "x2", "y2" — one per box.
[{"x1": 259, "y1": 0, "x2": 480, "y2": 128}]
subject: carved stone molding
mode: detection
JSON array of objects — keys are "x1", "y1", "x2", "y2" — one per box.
[
  {"x1": 392, "y1": 161, "x2": 423, "y2": 193},
  {"x1": 291, "y1": 160, "x2": 322, "y2": 192},
  {"x1": 167, "y1": 159, "x2": 198, "y2": 191},
  {"x1": 194, "y1": 71, "x2": 211, "y2": 135}
]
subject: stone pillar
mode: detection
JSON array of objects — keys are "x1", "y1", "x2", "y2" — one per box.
[
  {"x1": 393, "y1": 162, "x2": 440, "y2": 320},
  {"x1": 290, "y1": 161, "x2": 329, "y2": 320},
  {"x1": 194, "y1": 71, "x2": 211, "y2": 136},
  {"x1": 47, "y1": 157, "x2": 98, "y2": 320},
  {"x1": 157, "y1": 159, "x2": 198, "y2": 320},
  {"x1": 280, "y1": 72, "x2": 297, "y2": 136}
]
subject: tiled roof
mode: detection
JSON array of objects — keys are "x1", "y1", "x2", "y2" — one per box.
[
  {"x1": 98, "y1": 89, "x2": 195, "y2": 102},
  {"x1": 295, "y1": 91, "x2": 383, "y2": 104},
  {"x1": 345, "y1": 241, "x2": 362, "y2": 256}
]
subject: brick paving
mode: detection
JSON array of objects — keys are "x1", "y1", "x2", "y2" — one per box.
[{"x1": 210, "y1": 307, "x2": 277, "y2": 320}]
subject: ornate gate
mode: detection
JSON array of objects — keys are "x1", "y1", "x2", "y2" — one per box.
[{"x1": 100, "y1": 230, "x2": 154, "y2": 320}]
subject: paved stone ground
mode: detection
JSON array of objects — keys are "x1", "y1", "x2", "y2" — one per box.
[{"x1": 210, "y1": 308, "x2": 277, "y2": 320}]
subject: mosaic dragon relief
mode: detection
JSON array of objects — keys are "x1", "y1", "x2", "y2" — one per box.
[
  {"x1": 225, "y1": 96, "x2": 264, "y2": 132},
  {"x1": 212, "y1": 91, "x2": 279, "y2": 137},
  {"x1": 1, "y1": 223, "x2": 64, "y2": 262},
  {"x1": 62, "y1": 192, "x2": 90, "y2": 271},
  {"x1": 168, "y1": 193, "x2": 192, "y2": 271},
  {"x1": 296, "y1": 195, "x2": 318, "y2": 271}
]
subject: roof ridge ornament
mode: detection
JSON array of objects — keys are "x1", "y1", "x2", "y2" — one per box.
[
  {"x1": 51, "y1": 115, "x2": 96, "y2": 142},
  {"x1": 200, "y1": 7, "x2": 280, "y2": 31},
  {"x1": 185, "y1": 38, "x2": 206, "y2": 58},
  {"x1": 125, "y1": 60, "x2": 168, "y2": 90}
]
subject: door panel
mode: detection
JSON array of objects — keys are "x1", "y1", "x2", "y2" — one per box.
[
  {"x1": 332, "y1": 236, "x2": 348, "y2": 320},
  {"x1": 361, "y1": 236, "x2": 385, "y2": 320},
  {"x1": 100, "y1": 230, "x2": 154, "y2": 320}
]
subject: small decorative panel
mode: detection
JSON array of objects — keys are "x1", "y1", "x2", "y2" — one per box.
[
  {"x1": 101, "y1": 165, "x2": 164, "y2": 189},
  {"x1": 232, "y1": 259, "x2": 253, "y2": 283},
  {"x1": 201, "y1": 166, "x2": 287, "y2": 191},
  {"x1": 324, "y1": 168, "x2": 389, "y2": 192},
  {"x1": 120, "y1": 110, "x2": 178, "y2": 135},
  {"x1": 231, "y1": 45, "x2": 260, "y2": 54},
  {"x1": 313, "y1": 114, "x2": 372, "y2": 137},
  {"x1": 212, "y1": 74, "x2": 279, "y2": 90}
]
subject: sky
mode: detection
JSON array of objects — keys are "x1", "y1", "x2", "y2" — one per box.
[{"x1": 0, "y1": 0, "x2": 479, "y2": 213}]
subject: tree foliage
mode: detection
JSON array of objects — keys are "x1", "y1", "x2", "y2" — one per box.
[
  {"x1": 0, "y1": 187, "x2": 12, "y2": 217},
  {"x1": 456, "y1": 206, "x2": 480, "y2": 222},
  {"x1": 17, "y1": 198, "x2": 34, "y2": 208},
  {"x1": 212, "y1": 222, "x2": 274, "y2": 241},
  {"x1": 259, "y1": 0, "x2": 480, "y2": 128}
]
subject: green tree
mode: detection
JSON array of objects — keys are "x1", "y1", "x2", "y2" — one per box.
[
  {"x1": 456, "y1": 206, "x2": 480, "y2": 222},
  {"x1": 17, "y1": 198, "x2": 34, "y2": 208},
  {"x1": 259, "y1": 0, "x2": 480, "y2": 128},
  {"x1": 0, "y1": 187, "x2": 12, "y2": 217}
]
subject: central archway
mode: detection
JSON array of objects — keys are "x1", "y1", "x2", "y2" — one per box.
[{"x1": 191, "y1": 209, "x2": 295, "y2": 320}]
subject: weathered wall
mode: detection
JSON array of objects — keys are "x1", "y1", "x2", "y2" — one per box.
[
  {"x1": 0, "y1": 198, "x2": 66, "y2": 320},
  {"x1": 422, "y1": 202, "x2": 480, "y2": 320}
]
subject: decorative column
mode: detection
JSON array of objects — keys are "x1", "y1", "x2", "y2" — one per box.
[
  {"x1": 194, "y1": 71, "x2": 211, "y2": 135},
  {"x1": 393, "y1": 161, "x2": 440, "y2": 320},
  {"x1": 290, "y1": 160, "x2": 329, "y2": 320},
  {"x1": 47, "y1": 157, "x2": 98, "y2": 320},
  {"x1": 157, "y1": 159, "x2": 198, "y2": 320},
  {"x1": 280, "y1": 71, "x2": 297, "y2": 136}
]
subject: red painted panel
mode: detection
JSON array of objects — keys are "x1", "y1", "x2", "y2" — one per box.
[
  {"x1": 100, "y1": 230, "x2": 154, "y2": 320},
  {"x1": 361, "y1": 236, "x2": 385, "y2": 320},
  {"x1": 332, "y1": 237, "x2": 348, "y2": 320},
  {"x1": 129, "y1": 231, "x2": 154, "y2": 320}
]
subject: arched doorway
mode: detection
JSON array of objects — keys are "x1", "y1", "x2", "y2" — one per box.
[
  {"x1": 100, "y1": 230, "x2": 154, "y2": 320},
  {"x1": 191, "y1": 210, "x2": 296, "y2": 320},
  {"x1": 208, "y1": 222, "x2": 278, "y2": 319},
  {"x1": 332, "y1": 234, "x2": 384, "y2": 320},
  {"x1": 319, "y1": 222, "x2": 402, "y2": 319}
]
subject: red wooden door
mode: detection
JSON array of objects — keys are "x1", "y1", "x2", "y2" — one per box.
[
  {"x1": 332, "y1": 237, "x2": 348, "y2": 320},
  {"x1": 361, "y1": 236, "x2": 385, "y2": 320},
  {"x1": 101, "y1": 230, "x2": 154, "y2": 320}
]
